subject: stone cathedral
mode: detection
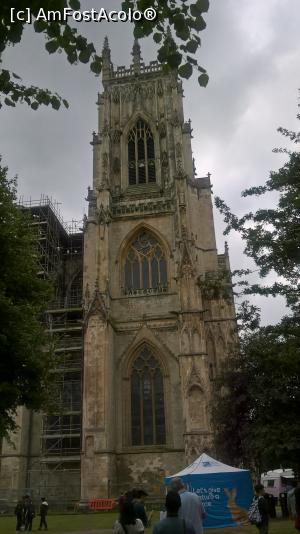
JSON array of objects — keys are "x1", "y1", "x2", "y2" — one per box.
[{"x1": 0, "y1": 40, "x2": 236, "y2": 505}]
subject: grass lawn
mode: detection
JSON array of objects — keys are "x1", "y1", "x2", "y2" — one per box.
[{"x1": 0, "y1": 514, "x2": 296, "y2": 533}]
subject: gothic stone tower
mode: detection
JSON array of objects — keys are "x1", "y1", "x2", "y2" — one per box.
[{"x1": 81, "y1": 39, "x2": 236, "y2": 499}]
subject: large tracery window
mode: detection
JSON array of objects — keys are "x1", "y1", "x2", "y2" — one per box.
[
  {"x1": 124, "y1": 231, "x2": 167, "y2": 294},
  {"x1": 131, "y1": 345, "x2": 166, "y2": 446},
  {"x1": 128, "y1": 119, "x2": 156, "y2": 185}
]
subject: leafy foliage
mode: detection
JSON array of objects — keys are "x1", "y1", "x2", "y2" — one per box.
[
  {"x1": 212, "y1": 315, "x2": 300, "y2": 474},
  {"x1": 0, "y1": 0, "x2": 209, "y2": 109},
  {"x1": 0, "y1": 161, "x2": 55, "y2": 438},
  {"x1": 212, "y1": 100, "x2": 300, "y2": 473},
  {"x1": 215, "y1": 103, "x2": 300, "y2": 312}
]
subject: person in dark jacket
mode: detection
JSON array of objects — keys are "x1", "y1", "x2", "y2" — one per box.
[
  {"x1": 254, "y1": 484, "x2": 269, "y2": 534},
  {"x1": 15, "y1": 498, "x2": 25, "y2": 531},
  {"x1": 38, "y1": 497, "x2": 48, "y2": 530},
  {"x1": 132, "y1": 489, "x2": 148, "y2": 528},
  {"x1": 24, "y1": 496, "x2": 35, "y2": 531},
  {"x1": 295, "y1": 481, "x2": 300, "y2": 515}
]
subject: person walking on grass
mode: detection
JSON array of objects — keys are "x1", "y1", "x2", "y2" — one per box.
[
  {"x1": 254, "y1": 483, "x2": 269, "y2": 534},
  {"x1": 24, "y1": 496, "x2": 35, "y2": 532},
  {"x1": 38, "y1": 497, "x2": 49, "y2": 530}
]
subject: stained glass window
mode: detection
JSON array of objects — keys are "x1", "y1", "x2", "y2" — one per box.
[
  {"x1": 124, "y1": 231, "x2": 167, "y2": 293},
  {"x1": 128, "y1": 120, "x2": 156, "y2": 185},
  {"x1": 131, "y1": 346, "x2": 166, "y2": 446}
]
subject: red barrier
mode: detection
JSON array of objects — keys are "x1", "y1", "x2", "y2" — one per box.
[{"x1": 89, "y1": 498, "x2": 117, "y2": 511}]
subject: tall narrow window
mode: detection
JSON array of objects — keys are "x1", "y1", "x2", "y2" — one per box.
[
  {"x1": 128, "y1": 120, "x2": 156, "y2": 185},
  {"x1": 131, "y1": 345, "x2": 166, "y2": 446},
  {"x1": 124, "y1": 231, "x2": 167, "y2": 294}
]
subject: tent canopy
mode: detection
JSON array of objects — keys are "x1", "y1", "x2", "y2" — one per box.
[
  {"x1": 165, "y1": 453, "x2": 253, "y2": 530},
  {"x1": 166, "y1": 453, "x2": 248, "y2": 478}
]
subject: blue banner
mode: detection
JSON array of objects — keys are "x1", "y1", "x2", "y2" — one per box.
[{"x1": 165, "y1": 471, "x2": 253, "y2": 529}]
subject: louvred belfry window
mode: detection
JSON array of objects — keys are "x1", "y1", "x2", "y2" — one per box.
[
  {"x1": 131, "y1": 345, "x2": 166, "y2": 446},
  {"x1": 124, "y1": 231, "x2": 167, "y2": 293},
  {"x1": 128, "y1": 120, "x2": 156, "y2": 185}
]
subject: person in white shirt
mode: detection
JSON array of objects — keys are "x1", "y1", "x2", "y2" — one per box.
[{"x1": 170, "y1": 478, "x2": 206, "y2": 534}]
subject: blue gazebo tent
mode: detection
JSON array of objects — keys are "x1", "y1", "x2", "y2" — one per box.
[{"x1": 165, "y1": 453, "x2": 253, "y2": 529}]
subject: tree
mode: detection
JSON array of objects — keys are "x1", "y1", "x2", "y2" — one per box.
[
  {"x1": 212, "y1": 315, "x2": 300, "y2": 474},
  {"x1": 0, "y1": 0, "x2": 209, "y2": 110},
  {"x1": 0, "y1": 161, "x2": 55, "y2": 438},
  {"x1": 215, "y1": 102, "x2": 300, "y2": 312},
  {"x1": 212, "y1": 101, "x2": 300, "y2": 472}
]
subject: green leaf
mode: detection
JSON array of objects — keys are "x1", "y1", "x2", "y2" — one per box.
[
  {"x1": 47, "y1": 23, "x2": 61, "y2": 39},
  {"x1": 90, "y1": 60, "x2": 102, "y2": 75},
  {"x1": 189, "y1": 15, "x2": 206, "y2": 31},
  {"x1": 197, "y1": 65, "x2": 207, "y2": 74},
  {"x1": 45, "y1": 40, "x2": 59, "y2": 54},
  {"x1": 153, "y1": 32, "x2": 163, "y2": 43},
  {"x1": 51, "y1": 96, "x2": 61, "y2": 110},
  {"x1": 186, "y1": 39, "x2": 199, "y2": 53},
  {"x1": 69, "y1": 0, "x2": 81, "y2": 9},
  {"x1": 198, "y1": 73, "x2": 209, "y2": 86},
  {"x1": 31, "y1": 102, "x2": 39, "y2": 110},
  {"x1": 7, "y1": 24, "x2": 23, "y2": 44},
  {"x1": 167, "y1": 51, "x2": 182, "y2": 69},
  {"x1": 34, "y1": 20, "x2": 48, "y2": 33},
  {"x1": 79, "y1": 48, "x2": 92, "y2": 63},
  {"x1": 76, "y1": 36, "x2": 87, "y2": 51},
  {"x1": 178, "y1": 62, "x2": 193, "y2": 79},
  {"x1": 0, "y1": 70, "x2": 10, "y2": 84},
  {"x1": 67, "y1": 49, "x2": 78, "y2": 64},
  {"x1": 134, "y1": 26, "x2": 146, "y2": 39},
  {"x1": 62, "y1": 99, "x2": 69, "y2": 109},
  {"x1": 196, "y1": 0, "x2": 209, "y2": 12},
  {"x1": 4, "y1": 97, "x2": 16, "y2": 107},
  {"x1": 175, "y1": 25, "x2": 190, "y2": 41}
]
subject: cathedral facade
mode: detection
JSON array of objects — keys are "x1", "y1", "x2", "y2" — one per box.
[
  {"x1": 80, "y1": 40, "x2": 236, "y2": 499},
  {"x1": 0, "y1": 41, "x2": 236, "y2": 505}
]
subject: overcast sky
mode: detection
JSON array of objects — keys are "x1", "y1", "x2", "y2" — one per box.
[{"x1": 1, "y1": 0, "x2": 299, "y2": 324}]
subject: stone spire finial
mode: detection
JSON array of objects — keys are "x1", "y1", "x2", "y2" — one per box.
[
  {"x1": 103, "y1": 36, "x2": 110, "y2": 53},
  {"x1": 132, "y1": 39, "x2": 142, "y2": 72},
  {"x1": 102, "y1": 36, "x2": 112, "y2": 81}
]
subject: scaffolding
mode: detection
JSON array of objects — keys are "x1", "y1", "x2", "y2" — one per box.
[{"x1": 19, "y1": 197, "x2": 84, "y2": 497}]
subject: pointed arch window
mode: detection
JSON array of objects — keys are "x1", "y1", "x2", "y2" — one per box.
[
  {"x1": 128, "y1": 119, "x2": 156, "y2": 185},
  {"x1": 124, "y1": 231, "x2": 167, "y2": 294},
  {"x1": 131, "y1": 345, "x2": 166, "y2": 446}
]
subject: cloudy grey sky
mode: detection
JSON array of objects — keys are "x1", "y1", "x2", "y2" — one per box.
[{"x1": 1, "y1": 0, "x2": 299, "y2": 323}]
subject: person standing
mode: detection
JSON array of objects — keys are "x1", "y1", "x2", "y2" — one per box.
[
  {"x1": 152, "y1": 491, "x2": 195, "y2": 534},
  {"x1": 132, "y1": 489, "x2": 149, "y2": 528},
  {"x1": 287, "y1": 481, "x2": 297, "y2": 519},
  {"x1": 294, "y1": 481, "x2": 300, "y2": 530},
  {"x1": 15, "y1": 498, "x2": 25, "y2": 531},
  {"x1": 38, "y1": 497, "x2": 48, "y2": 530},
  {"x1": 113, "y1": 499, "x2": 145, "y2": 534},
  {"x1": 254, "y1": 484, "x2": 269, "y2": 534},
  {"x1": 170, "y1": 478, "x2": 205, "y2": 534},
  {"x1": 24, "y1": 496, "x2": 35, "y2": 532}
]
